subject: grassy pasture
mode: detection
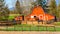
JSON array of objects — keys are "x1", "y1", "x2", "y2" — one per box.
[{"x1": 0, "y1": 24, "x2": 60, "y2": 31}]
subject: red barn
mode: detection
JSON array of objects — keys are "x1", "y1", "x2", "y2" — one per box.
[
  {"x1": 15, "y1": 5, "x2": 55, "y2": 23},
  {"x1": 25, "y1": 6, "x2": 55, "y2": 21}
]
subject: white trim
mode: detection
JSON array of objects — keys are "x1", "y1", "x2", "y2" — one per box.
[
  {"x1": 31, "y1": 15, "x2": 37, "y2": 18},
  {"x1": 31, "y1": 16, "x2": 34, "y2": 18}
]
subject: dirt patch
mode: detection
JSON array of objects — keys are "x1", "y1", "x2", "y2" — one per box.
[{"x1": 0, "y1": 31, "x2": 60, "y2": 34}]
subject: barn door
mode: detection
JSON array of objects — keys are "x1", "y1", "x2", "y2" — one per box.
[
  {"x1": 39, "y1": 15, "x2": 43, "y2": 20},
  {"x1": 22, "y1": 15, "x2": 24, "y2": 21}
]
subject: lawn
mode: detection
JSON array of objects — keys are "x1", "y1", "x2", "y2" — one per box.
[
  {"x1": 8, "y1": 14, "x2": 20, "y2": 20},
  {"x1": 55, "y1": 22, "x2": 60, "y2": 26},
  {"x1": 0, "y1": 24, "x2": 60, "y2": 31}
]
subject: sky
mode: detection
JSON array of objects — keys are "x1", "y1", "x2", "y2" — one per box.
[
  {"x1": 56, "y1": 0, "x2": 60, "y2": 5},
  {"x1": 4, "y1": 0, "x2": 60, "y2": 10},
  {"x1": 4, "y1": 0, "x2": 37, "y2": 10},
  {"x1": 4, "y1": 0, "x2": 17, "y2": 10}
]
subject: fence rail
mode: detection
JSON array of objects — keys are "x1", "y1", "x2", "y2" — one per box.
[
  {"x1": 0, "y1": 21, "x2": 59, "y2": 31},
  {"x1": 0, "y1": 24, "x2": 57, "y2": 31}
]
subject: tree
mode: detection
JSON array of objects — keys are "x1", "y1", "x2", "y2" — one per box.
[
  {"x1": 3, "y1": 7, "x2": 10, "y2": 21},
  {"x1": 0, "y1": 0, "x2": 4, "y2": 12},
  {"x1": 15, "y1": 0, "x2": 22, "y2": 14},
  {"x1": 58, "y1": 4, "x2": 60, "y2": 17},
  {"x1": 57, "y1": 4, "x2": 60, "y2": 21},
  {"x1": 0, "y1": 0, "x2": 5, "y2": 20},
  {"x1": 0, "y1": 0, "x2": 10, "y2": 21},
  {"x1": 37, "y1": 0, "x2": 46, "y2": 7},
  {"x1": 49, "y1": 0, "x2": 58, "y2": 17},
  {"x1": 35, "y1": 0, "x2": 47, "y2": 12}
]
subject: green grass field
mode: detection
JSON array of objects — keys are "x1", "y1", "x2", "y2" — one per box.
[
  {"x1": 8, "y1": 14, "x2": 20, "y2": 20},
  {"x1": 55, "y1": 22, "x2": 60, "y2": 26},
  {"x1": 0, "y1": 24, "x2": 60, "y2": 31}
]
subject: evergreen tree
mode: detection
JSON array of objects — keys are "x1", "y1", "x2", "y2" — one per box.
[
  {"x1": 58, "y1": 4, "x2": 60, "y2": 16},
  {"x1": 57, "y1": 4, "x2": 60, "y2": 21},
  {"x1": 0, "y1": 0, "x2": 4, "y2": 20},
  {"x1": 37, "y1": 0, "x2": 46, "y2": 7},
  {"x1": 37, "y1": 0, "x2": 47, "y2": 12},
  {"x1": 49, "y1": 0, "x2": 58, "y2": 17},
  {"x1": 0, "y1": 0, "x2": 10, "y2": 21},
  {"x1": 2, "y1": 7, "x2": 10, "y2": 21},
  {"x1": 15, "y1": 0, "x2": 22, "y2": 14}
]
